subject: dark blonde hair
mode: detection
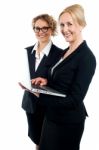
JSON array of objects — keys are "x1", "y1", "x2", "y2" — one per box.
[
  {"x1": 59, "y1": 4, "x2": 86, "y2": 27},
  {"x1": 32, "y1": 14, "x2": 57, "y2": 36}
]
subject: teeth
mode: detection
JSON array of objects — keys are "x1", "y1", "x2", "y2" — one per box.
[
  {"x1": 64, "y1": 35, "x2": 69, "y2": 38},
  {"x1": 65, "y1": 34, "x2": 71, "y2": 38},
  {"x1": 64, "y1": 32, "x2": 71, "y2": 37},
  {"x1": 39, "y1": 35, "x2": 45, "y2": 38}
]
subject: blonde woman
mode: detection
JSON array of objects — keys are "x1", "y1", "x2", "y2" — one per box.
[{"x1": 32, "y1": 4, "x2": 96, "y2": 150}]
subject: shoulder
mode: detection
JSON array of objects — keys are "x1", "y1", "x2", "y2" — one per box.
[
  {"x1": 49, "y1": 44, "x2": 63, "y2": 57},
  {"x1": 24, "y1": 45, "x2": 35, "y2": 54},
  {"x1": 24, "y1": 45, "x2": 34, "y2": 50},
  {"x1": 81, "y1": 41, "x2": 96, "y2": 64},
  {"x1": 78, "y1": 41, "x2": 97, "y2": 73},
  {"x1": 51, "y1": 43, "x2": 63, "y2": 52}
]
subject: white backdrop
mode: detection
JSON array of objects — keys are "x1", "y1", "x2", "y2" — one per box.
[{"x1": 0, "y1": 0, "x2": 99, "y2": 150}]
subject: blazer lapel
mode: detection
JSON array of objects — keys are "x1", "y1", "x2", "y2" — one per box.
[
  {"x1": 50, "y1": 49, "x2": 72, "y2": 75},
  {"x1": 27, "y1": 50, "x2": 36, "y2": 78},
  {"x1": 45, "y1": 44, "x2": 62, "y2": 67},
  {"x1": 51, "y1": 47, "x2": 80, "y2": 75},
  {"x1": 35, "y1": 44, "x2": 61, "y2": 73}
]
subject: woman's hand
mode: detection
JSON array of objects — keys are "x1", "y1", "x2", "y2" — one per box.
[
  {"x1": 18, "y1": 82, "x2": 39, "y2": 97},
  {"x1": 33, "y1": 92, "x2": 40, "y2": 98},
  {"x1": 31, "y1": 77, "x2": 48, "y2": 86}
]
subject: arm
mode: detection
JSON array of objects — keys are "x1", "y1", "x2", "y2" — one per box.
[
  {"x1": 41, "y1": 53, "x2": 96, "y2": 109},
  {"x1": 64, "y1": 55, "x2": 96, "y2": 108}
]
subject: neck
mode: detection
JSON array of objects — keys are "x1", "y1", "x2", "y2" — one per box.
[
  {"x1": 63, "y1": 38, "x2": 84, "y2": 59},
  {"x1": 37, "y1": 40, "x2": 50, "y2": 52},
  {"x1": 69, "y1": 37, "x2": 83, "y2": 52}
]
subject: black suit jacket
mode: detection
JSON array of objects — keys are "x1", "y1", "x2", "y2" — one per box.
[
  {"x1": 40, "y1": 41, "x2": 96, "y2": 123},
  {"x1": 22, "y1": 44, "x2": 62, "y2": 113}
]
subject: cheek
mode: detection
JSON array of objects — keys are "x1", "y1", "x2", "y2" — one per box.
[
  {"x1": 35, "y1": 34, "x2": 39, "y2": 39},
  {"x1": 35, "y1": 32, "x2": 39, "y2": 36},
  {"x1": 45, "y1": 32, "x2": 52, "y2": 38},
  {"x1": 60, "y1": 28, "x2": 64, "y2": 34}
]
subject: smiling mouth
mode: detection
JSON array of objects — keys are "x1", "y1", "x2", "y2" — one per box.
[
  {"x1": 64, "y1": 34, "x2": 71, "y2": 38},
  {"x1": 38, "y1": 33, "x2": 47, "y2": 37}
]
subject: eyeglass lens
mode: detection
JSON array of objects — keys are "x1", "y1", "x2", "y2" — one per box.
[{"x1": 33, "y1": 26, "x2": 50, "y2": 33}]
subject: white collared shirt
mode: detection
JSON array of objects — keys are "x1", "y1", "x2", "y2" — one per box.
[{"x1": 31, "y1": 41, "x2": 52, "y2": 71}]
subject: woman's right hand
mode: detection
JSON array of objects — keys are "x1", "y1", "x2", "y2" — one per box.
[{"x1": 31, "y1": 77, "x2": 48, "y2": 86}]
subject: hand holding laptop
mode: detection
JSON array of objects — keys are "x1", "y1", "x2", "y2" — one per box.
[
  {"x1": 31, "y1": 77, "x2": 47, "y2": 86},
  {"x1": 18, "y1": 82, "x2": 40, "y2": 98},
  {"x1": 31, "y1": 77, "x2": 66, "y2": 97},
  {"x1": 31, "y1": 77, "x2": 47, "y2": 98},
  {"x1": 18, "y1": 50, "x2": 66, "y2": 97}
]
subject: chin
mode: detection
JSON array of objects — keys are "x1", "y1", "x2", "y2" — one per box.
[
  {"x1": 39, "y1": 38, "x2": 46, "y2": 42},
  {"x1": 65, "y1": 37, "x2": 73, "y2": 43},
  {"x1": 65, "y1": 39, "x2": 70, "y2": 42}
]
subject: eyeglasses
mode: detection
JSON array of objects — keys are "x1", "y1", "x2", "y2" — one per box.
[{"x1": 33, "y1": 26, "x2": 51, "y2": 33}]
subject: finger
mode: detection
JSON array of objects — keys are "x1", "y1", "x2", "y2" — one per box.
[
  {"x1": 35, "y1": 80, "x2": 41, "y2": 85},
  {"x1": 31, "y1": 79, "x2": 36, "y2": 84}
]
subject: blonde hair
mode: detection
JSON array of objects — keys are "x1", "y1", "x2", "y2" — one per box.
[
  {"x1": 59, "y1": 4, "x2": 86, "y2": 27},
  {"x1": 32, "y1": 14, "x2": 57, "y2": 36}
]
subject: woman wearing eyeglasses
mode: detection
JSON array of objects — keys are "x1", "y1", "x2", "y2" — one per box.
[{"x1": 21, "y1": 14, "x2": 62, "y2": 150}]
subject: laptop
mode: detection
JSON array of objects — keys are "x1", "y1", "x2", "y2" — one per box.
[{"x1": 19, "y1": 49, "x2": 66, "y2": 98}]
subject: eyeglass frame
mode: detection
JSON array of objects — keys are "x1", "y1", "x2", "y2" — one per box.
[{"x1": 33, "y1": 26, "x2": 51, "y2": 33}]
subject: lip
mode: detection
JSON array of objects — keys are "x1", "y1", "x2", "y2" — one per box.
[
  {"x1": 39, "y1": 35, "x2": 45, "y2": 37},
  {"x1": 63, "y1": 33, "x2": 71, "y2": 38},
  {"x1": 37, "y1": 34, "x2": 46, "y2": 38}
]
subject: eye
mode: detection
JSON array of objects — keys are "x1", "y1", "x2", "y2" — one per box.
[
  {"x1": 42, "y1": 26, "x2": 50, "y2": 29},
  {"x1": 35, "y1": 27, "x2": 40, "y2": 30},
  {"x1": 33, "y1": 27, "x2": 40, "y2": 32},
  {"x1": 42, "y1": 27, "x2": 48, "y2": 32},
  {"x1": 67, "y1": 22, "x2": 73, "y2": 26},
  {"x1": 41, "y1": 27, "x2": 50, "y2": 33},
  {"x1": 60, "y1": 23, "x2": 65, "y2": 28}
]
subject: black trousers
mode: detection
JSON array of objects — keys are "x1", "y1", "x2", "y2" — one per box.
[
  {"x1": 39, "y1": 118, "x2": 85, "y2": 150},
  {"x1": 26, "y1": 103, "x2": 44, "y2": 145}
]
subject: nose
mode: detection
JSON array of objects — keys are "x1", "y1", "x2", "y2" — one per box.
[
  {"x1": 38, "y1": 30, "x2": 44, "y2": 34},
  {"x1": 62, "y1": 24, "x2": 68, "y2": 32}
]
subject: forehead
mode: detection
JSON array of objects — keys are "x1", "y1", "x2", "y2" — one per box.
[
  {"x1": 59, "y1": 12, "x2": 74, "y2": 23},
  {"x1": 35, "y1": 19, "x2": 48, "y2": 26}
]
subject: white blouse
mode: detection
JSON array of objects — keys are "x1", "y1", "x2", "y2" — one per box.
[{"x1": 31, "y1": 41, "x2": 52, "y2": 71}]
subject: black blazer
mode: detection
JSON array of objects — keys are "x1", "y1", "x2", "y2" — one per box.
[
  {"x1": 40, "y1": 41, "x2": 96, "y2": 123},
  {"x1": 22, "y1": 44, "x2": 62, "y2": 113}
]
